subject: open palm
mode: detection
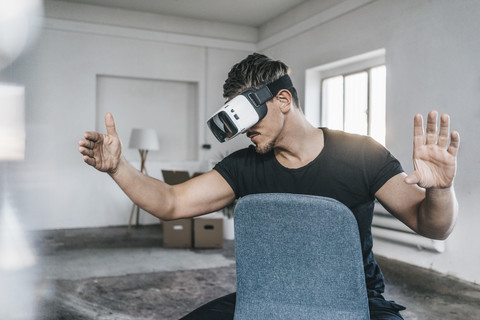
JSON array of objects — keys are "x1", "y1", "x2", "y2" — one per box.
[{"x1": 405, "y1": 111, "x2": 460, "y2": 189}]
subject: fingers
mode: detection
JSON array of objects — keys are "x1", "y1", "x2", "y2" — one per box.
[
  {"x1": 78, "y1": 145, "x2": 94, "y2": 158},
  {"x1": 78, "y1": 135, "x2": 97, "y2": 163},
  {"x1": 425, "y1": 110, "x2": 438, "y2": 144},
  {"x1": 447, "y1": 130, "x2": 460, "y2": 157},
  {"x1": 81, "y1": 112, "x2": 116, "y2": 142},
  {"x1": 79, "y1": 142, "x2": 96, "y2": 167},
  {"x1": 437, "y1": 113, "x2": 450, "y2": 148},
  {"x1": 414, "y1": 111, "x2": 454, "y2": 150},
  {"x1": 405, "y1": 171, "x2": 420, "y2": 185},
  {"x1": 78, "y1": 134, "x2": 97, "y2": 157},
  {"x1": 105, "y1": 112, "x2": 117, "y2": 136},
  {"x1": 78, "y1": 137, "x2": 94, "y2": 149},
  {"x1": 83, "y1": 131, "x2": 101, "y2": 143},
  {"x1": 413, "y1": 113, "x2": 424, "y2": 149},
  {"x1": 82, "y1": 154, "x2": 96, "y2": 167}
]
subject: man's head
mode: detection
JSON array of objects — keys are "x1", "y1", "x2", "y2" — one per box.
[
  {"x1": 219, "y1": 53, "x2": 301, "y2": 154},
  {"x1": 223, "y1": 53, "x2": 299, "y2": 108},
  {"x1": 207, "y1": 53, "x2": 301, "y2": 153}
]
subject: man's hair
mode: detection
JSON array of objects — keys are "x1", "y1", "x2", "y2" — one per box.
[{"x1": 223, "y1": 53, "x2": 300, "y2": 108}]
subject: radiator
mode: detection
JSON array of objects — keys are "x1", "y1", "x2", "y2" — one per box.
[{"x1": 372, "y1": 202, "x2": 445, "y2": 253}]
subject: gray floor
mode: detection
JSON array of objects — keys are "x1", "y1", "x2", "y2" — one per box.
[{"x1": 6, "y1": 224, "x2": 480, "y2": 320}]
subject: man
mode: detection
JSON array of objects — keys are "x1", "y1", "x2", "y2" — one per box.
[{"x1": 78, "y1": 53, "x2": 459, "y2": 319}]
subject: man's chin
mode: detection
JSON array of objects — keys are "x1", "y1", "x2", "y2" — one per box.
[{"x1": 254, "y1": 141, "x2": 274, "y2": 154}]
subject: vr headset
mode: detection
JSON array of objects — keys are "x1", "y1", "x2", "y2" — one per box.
[{"x1": 207, "y1": 74, "x2": 293, "y2": 143}]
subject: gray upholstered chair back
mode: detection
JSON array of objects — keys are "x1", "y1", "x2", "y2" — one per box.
[{"x1": 233, "y1": 193, "x2": 369, "y2": 320}]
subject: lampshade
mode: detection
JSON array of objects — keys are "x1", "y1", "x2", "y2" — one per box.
[
  {"x1": 0, "y1": 84, "x2": 25, "y2": 161},
  {"x1": 128, "y1": 128, "x2": 159, "y2": 150}
]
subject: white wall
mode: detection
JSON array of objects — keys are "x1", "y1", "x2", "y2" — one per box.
[
  {"x1": 262, "y1": 0, "x2": 480, "y2": 284},
  {"x1": 96, "y1": 76, "x2": 198, "y2": 162},
  {"x1": 0, "y1": 2, "x2": 253, "y2": 230}
]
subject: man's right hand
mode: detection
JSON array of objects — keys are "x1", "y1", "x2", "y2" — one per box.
[{"x1": 78, "y1": 112, "x2": 122, "y2": 174}]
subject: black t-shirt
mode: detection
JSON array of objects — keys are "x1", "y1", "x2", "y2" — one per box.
[{"x1": 214, "y1": 128, "x2": 404, "y2": 301}]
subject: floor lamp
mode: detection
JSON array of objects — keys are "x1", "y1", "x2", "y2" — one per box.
[{"x1": 127, "y1": 128, "x2": 159, "y2": 231}]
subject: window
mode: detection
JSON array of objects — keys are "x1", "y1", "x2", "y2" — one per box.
[
  {"x1": 321, "y1": 65, "x2": 386, "y2": 145},
  {"x1": 305, "y1": 49, "x2": 386, "y2": 146}
]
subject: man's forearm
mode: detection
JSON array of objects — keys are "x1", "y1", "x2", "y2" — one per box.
[
  {"x1": 418, "y1": 186, "x2": 458, "y2": 240},
  {"x1": 108, "y1": 156, "x2": 175, "y2": 219}
]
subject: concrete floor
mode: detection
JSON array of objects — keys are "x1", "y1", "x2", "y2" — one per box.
[{"x1": 4, "y1": 224, "x2": 480, "y2": 320}]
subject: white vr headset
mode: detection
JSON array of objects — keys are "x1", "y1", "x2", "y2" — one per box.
[{"x1": 207, "y1": 74, "x2": 293, "y2": 143}]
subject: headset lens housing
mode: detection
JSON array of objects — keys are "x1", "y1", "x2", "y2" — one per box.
[
  {"x1": 207, "y1": 75, "x2": 293, "y2": 143},
  {"x1": 207, "y1": 111, "x2": 238, "y2": 143}
]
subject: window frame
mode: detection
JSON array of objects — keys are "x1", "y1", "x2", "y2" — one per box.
[
  {"x1": 305, "y1": 49, "x2": 386, "y2": 145},
  {"x1": 320, "y1": 64, "x2": 385, "y2": 138}
]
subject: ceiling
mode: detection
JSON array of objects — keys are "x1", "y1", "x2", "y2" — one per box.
[{"x1": 55, "y1": 0, "x2": 312, "y2": 27}]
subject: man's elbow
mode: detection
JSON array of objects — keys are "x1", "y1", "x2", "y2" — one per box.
[
  {"x1": 418, "y1": 202, "x2": 458, "y2": 240},
  {"x1": 418, "y1": 223, "x2": 456, "y2": 241},
  {"x1": 430, "y1": 232, "x2": 451, "y2": 241},
  {"x1": 151, "y1": 203, "x2": 180, "y2": 221},
  {"x1": 145, "y1": 196, "x2": 178, "y2": 221}
]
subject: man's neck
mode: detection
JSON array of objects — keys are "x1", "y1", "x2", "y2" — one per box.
[{"x1": 274, "y1": 116, "x2": 324, "y2": 169}]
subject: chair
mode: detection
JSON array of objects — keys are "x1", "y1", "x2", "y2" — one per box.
[{"x1": 233, "y1": 193, "x2": 369, "y2": 320}]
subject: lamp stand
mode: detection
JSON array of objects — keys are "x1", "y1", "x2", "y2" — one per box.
[{"x1": 128, "y1": 149, "x2": 149, "y2": 232}]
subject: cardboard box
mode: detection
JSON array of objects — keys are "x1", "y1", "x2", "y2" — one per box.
[
  {"x1": 194, "y1": 218, "x2": 223, "y2": 248},
  {"x1": 162, "y1": 219, "x2": 192, "y2": 248}
]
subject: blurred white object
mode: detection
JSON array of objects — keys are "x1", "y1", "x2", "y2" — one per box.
[
  {"x1": 0, "y1": 84, "x2": 35, "y2": 317},
  {"x1": 0, "y1": 196, "x2": 37, "y2": 319},
  {"x1": 0, "y1": 3, "x2": 40, "y2": 318},
  {"x1": 0, "y1": 84, "x2": 25, "y2": 160},
  {"x1": 0, "y1": 197, "x2": 36, "y2": 270},
  {"x1": 0, "y1": 83, "x2": 26, "y2": 161},
  {"x1": 0, "y1": 86, "x2": 31, "y2": 266},
  {"x1": 129, "y1": 128, "x2": 160, "y2": 151},
  {"x1": 0, "y1": 0, "x2": 43, "y2": 69}
]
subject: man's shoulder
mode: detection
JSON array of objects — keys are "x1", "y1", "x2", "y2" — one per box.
[
  {"x1": 323, "y1": 128, "x2": 379, "y2": 150},
  {"x1": 323, "y1": 127, "x2": 373, "y2": 141},
  {"x1": 225, "y1": 145, "x2": 256, "y2": 159},
  {"x1": 216, "y1": 145, "x2": 258, "y2": 167}
]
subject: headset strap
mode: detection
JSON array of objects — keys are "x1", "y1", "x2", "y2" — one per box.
[{"x1": 248, "y1": 75, "x2": 293, "y2": 106}]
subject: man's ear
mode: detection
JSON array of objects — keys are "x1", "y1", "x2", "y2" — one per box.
[{"x1": 276, "y1": 89, "x2": 292, "y2": 113}]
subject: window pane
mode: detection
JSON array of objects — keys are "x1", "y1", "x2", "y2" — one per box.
[
  {"x1": 370, "y1": 66, "x2": 386, "y2": 146},
  {"x1": 321, "y1": 76, "x2": 343, "y2": 130},
  {"x1": 344, "y1": 72, "x2": 368, "y2": 135}
]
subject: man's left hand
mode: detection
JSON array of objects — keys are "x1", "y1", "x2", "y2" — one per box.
[{"x1": 405, "y1": 110, "x2": 460, "y2": 189}]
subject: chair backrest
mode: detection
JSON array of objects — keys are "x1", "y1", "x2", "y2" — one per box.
[{"x1": 233, "y1": 193, "x2": 369, "y2": 320}]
